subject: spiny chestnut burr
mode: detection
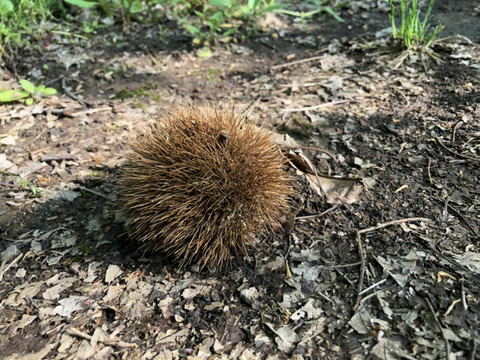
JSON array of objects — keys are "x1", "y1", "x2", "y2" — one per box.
[{"x1": 118, "y1": 104, "x2": 292, "y2": 269}]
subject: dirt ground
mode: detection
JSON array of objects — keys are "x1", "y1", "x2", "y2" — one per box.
[{"x1": 1, "y1": 0, "x2": 480, "y2": 359}]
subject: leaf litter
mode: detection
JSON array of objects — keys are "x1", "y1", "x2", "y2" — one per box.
[{"x1": 1, "y1": 0, "x2": 480, "y2": 358}]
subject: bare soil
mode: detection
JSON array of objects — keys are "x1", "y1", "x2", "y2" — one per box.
[{"x1": 1, "y1": 0, "x2": 479, "y2": 359}]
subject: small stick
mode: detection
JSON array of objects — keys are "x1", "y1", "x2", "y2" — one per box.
[
  {"x1": 317, "y1": 291, "x2": 335, "y2": 304},
  {"x1": 61, "y1": 78, "x2": 93, "y2": 107},
  {"x1": 358, "y1": 217, "x2": 432, "y2": 234},
  {"x1": 427, "y1": 158, "x2": 433, "y2": 185},
  {"x1": 271, "y1": 51, "x2": 327, "y2": 70},
  {"x1": 435, "y1": 136, "x2": 480, "y2": 163},
  {"x1": 77, "y1": 185, "x2": 114, "y2": 201},
  {"x1": 33, "y1": 128, "x2": 48, "y2": 143},
  {"x1": 69, "y1": 107, "x2": 111, "y2": 117},
  {"x1": 297, "y1": 205, "x2": 338, "y2": 221},
  {"x1": 0, "y1": 252, "x2": 23, "y2": 282},
  {"x1": 67, "y1": 327, "x2": 137, "y2": 348},
  {"x1": 41, "y1": 154, "x2": 76, "y2": 162},
  {"x1": 319, "y1": 262, "x2": 362, "y2": 269},
  {"x1": 26, "y1": 295, "x2": 40, "y2": 310},
  {"x1": 425, "y1": 297, "x2": 450, "y2": 360},
  {"x1": 460, "y1": 278, "x2": 468, "y2": 311},
  {"x1": 282, "y1": 99, "x2": 356, "y2": 113},
  {"x1": 357, "y1": 290, "x2": 384, "y2": 307},
  {"x1": 220, "y1": 315, "x2": 241, "y2": 344},
  {"x1": 451, "y1": 120, "x2": 463, "y2": 142},
  {"x1": 279, "y1": 81, "x2": 328, "y2": 89},
  {"x1": 354, "y1": 231, "x2": 366, "y2": 310},
  {"x1": 359, "y1": 278, "x2": 387, "y2": 296},
  {"x1": 394, "y1": 88, "x2": 410, "y2": 105},
  {"x1": 287, "y1": 146, "x2": 338, "y2": 162},
  {"x1": 240, "y1": 95, "x2": 261, "y2": 118},
  {"x1": 259, "y1": 39, "x2": 277, "y2": 51},
  {"x1": 443, "y1": 299, "x2": 461, "y2": 317},
  {"x1": 447, "y1": 204, "x2": 479, "y2": 238},
  {"x1": 67, "y1": 327, "x2": 91, "y2": 341}
]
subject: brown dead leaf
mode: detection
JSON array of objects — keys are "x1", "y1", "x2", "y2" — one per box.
[
  {"x1": 305, "y1": 173, "x2": 363, "y2": 205},
  {"x1": 272, "y1": 132, "x2": 363, "y2": 205}
]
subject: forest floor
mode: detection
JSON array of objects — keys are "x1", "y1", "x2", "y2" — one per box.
[{"x1": 1, "y1": 0, "x2": 480, "y2": 359}]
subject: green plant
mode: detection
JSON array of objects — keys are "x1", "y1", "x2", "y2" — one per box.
[
  {"x1": 1, "y1": 171, "x2": 44, "y2": 197},
  {"x1": 65, "y1": 0, "x2": 144, "y2": 31},
  {"x1": 388, "y1": 0, "x2": 444, "y2": 49},
  {"x1": 180, "y1": 0, "x2": 284, "y2": 46},
  {"x1": 0, "y1": 0, "x2": 55, "y2": 57},
  {"x1": 64, "y1": 0, "x2": 97, "y2": 8},
  {"x1": 0, "y1": 79, "x2": 57, "y2": 105},
  {"x1": 276, "y1": 0, "x2": 344, "y2": 24},
  {"x1": 75, "y1": 244, "x2": 93, "y2": 254},
  {"x1": 82, "y1": 19, "x2": 105, "y2": 33}
]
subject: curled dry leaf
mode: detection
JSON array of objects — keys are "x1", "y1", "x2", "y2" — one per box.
[{"x1": 272, "y1": 133, "x2": 363, "y2": 205}]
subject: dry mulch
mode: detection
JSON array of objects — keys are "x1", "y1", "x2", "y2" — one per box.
[{"x1": 1, "y1": 1, "x2": 480, "y2": 359}]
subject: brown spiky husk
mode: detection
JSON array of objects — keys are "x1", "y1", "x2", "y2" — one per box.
[{"x1": 118, "y1": 104, "x2": 292, "y2": 269}]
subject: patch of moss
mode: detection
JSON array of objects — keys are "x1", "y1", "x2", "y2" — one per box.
[
  {"x1": 115, "y1": 88, "x2": 133, "y2": 100},
  {"x1": 115, "y1": 81, "x2": 161, "y2": 100},
  {"x1": 191, "y1": 68, "x2": 222, "y2": 84},
  {"x1": 107, "y1": 124, "x2": 122, "y2": 131},
  {"x1": 135, "y1": 102, "x2": 146, "y2": 109},
  {"x1": 76, "y1": 244, "x2": 93, "y2": 255}
]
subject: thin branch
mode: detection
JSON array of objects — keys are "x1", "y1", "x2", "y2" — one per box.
[
  {"x1": 271, "y1": 51, "x2": 327, "y2": 70},
  {"x1": 359, "y1": 278, "x2": 387, "y2": 296},
  {"x1": 77, "y1": 185, "x2": 114, "y2": 201},
  {"x1": 282, "y1": 99, "x2": 357, "y2": 113},
  {"x1": 61, "y1": 77, "x2": 93, "y2": 107},
  {"x1": 41, "y1": 154, "x2": 76, "y2": 162},
  {"x1": 425, "y1": 297, "x2": 450, "y2": 360},
  {"x1": 358, "y1": 217, "x2": 432, "y2": 234},
  {"x1": 435, "y1": 136, "x2": 480, "y2": 163},
  {"x1": 354, "y1": 231, "x2": 366, "y2": 310},
  {"x1": 297, "y1": 205, "x2": 338, "y2": 221},
  {"x1": 287, "y1": 146, "x2": 338, "y2": 162},
  {"x1": 67, "y1": 327, "x2": 137, "y2": 348}
]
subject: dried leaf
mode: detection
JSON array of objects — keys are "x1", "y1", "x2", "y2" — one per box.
[
  {"x1": 305, "y1": 173, "x2": 363, "y2": 205},
  {"x1": 54, "y1": 296, "x2": 88, "y2": 316},
  {"x1": 105, "y1": 265, "x2": 123, "y2": 284}
]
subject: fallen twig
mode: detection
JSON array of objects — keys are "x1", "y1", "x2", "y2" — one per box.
[
  {"x1": 0, "y1": 252, "x2": 23, "y2": 282},
  {"x1": 77, "y1": 185, "x2": 114, "y2": 201},
  {"x1": 240, "y1": 95, "x2": 261, "y2": 119},
  {"x1": 287, "y1": 146, "x2": 338, "y2": 162},
  {"x1": 271, "y1": 51, "x2": 327, "y2": 70},
  {"x1": 297, "y1": 205, "x2": 338, "y2": 221},
  {"x1": 41, "y1": 154, "x2": 76, "y2": 162},
  {"x1": 447, "y1": 204, "x2": 479, "y2": 238},
  {"x1": 425, "y1": 297, "x2": 450, "y2": 360},
  {"x1": 282, "y1": 99, "x2": 357, "y2": 113},
  {"x1": 354, "y1": 217, "x2": 433, "y2": 308},
  {"x1": 67, "y1": 327, "x2": 137, "y2": 348},
  {"x1": 435, "y1": 136, "x2": 480, "y2": 163},
  {"x1": 359, "y1": 278, "x2": 387, "y2": 296},
  {"x1": 460, "y1": 278, "x2": 468, "y2": 311},
  {"x1": 69, "y1": 107, "x2": 112, "y2": 117},
  {"x1": 358, "y1": 217, "x2": 432, "y2": 234},
  {"x1": 354, "y1": 231, "x2": 366, "y2": 310},
  {"x1": 61, "y1": 77, "x2": 93, "y2": 107},
  {"x1": 427, "y1": 158, "x2": 433, "y2": 185}
]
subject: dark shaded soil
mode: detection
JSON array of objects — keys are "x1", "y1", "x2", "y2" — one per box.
[{"x1": 1, "y1": 0, "x2": 479, "y2": 359}]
